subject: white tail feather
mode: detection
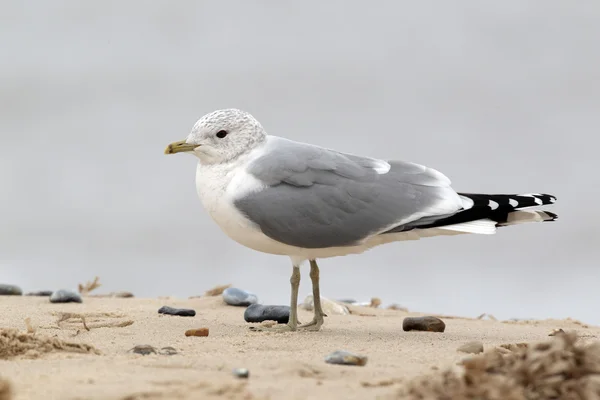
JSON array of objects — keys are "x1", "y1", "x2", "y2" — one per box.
[{"x1": 436, "y1": 218, "x2": 498, "y2": 235}]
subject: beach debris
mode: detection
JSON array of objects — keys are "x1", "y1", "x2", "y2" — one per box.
[
  {"x1": 549, "y1": 328, "x2": 566, "y2": 336},
  {"x1": 0, "y1": 284, "x2": 22, "y2": 296},
  {"x1": 24, "y1": 318, "x2": 36, "y2": 334},
  {"x1": 476, "y1": 313, "x2": 497, "y2": 321},
  {"x1": 259, "y1": 320, "x2": 277, "y2": 328},
  {"x1": 0, "y1": 328, "x2": 99, "y2": 359},
  {"x1": 232, "y1": 368, "x2": 250, "y2": 379},
  {"x1": 369, "y1": 297, "x2": 381, "y2": 308},
  {"x1": 402, "y1": 316, "x2": 446, "y2": 333},
  {"x1": 325, "y1": 350, "x2": 368, "y2": 366},
  {"x1": 0, "y1": 376, "x2": 12, "y2": 400},
  {"x1": 78, "y1": 276, "x2": 101, "y2": 295},
  {"x1": 56, "y1": 313, "x2": 90, "y2": 331},
  {"x1": 337, "y1": 298, "x2": 357, "y2": 304},
  {"x1": 55, "y1": 312, "x2": 133, "y2": 330},
  {"x1": 50, "y1": 290, "x2": 82, "y2": 304},
  {"x1": 302, "y1": 295, "x2": 349, "y2": 315},
  {"x1": 204, "y1": 284, "x2": 232, "y2": 297},
  {"x1": 129, "y1": 345, "x2": 157, "y2": 355},
  {"x1": 185, "y1": 328, "x2": 209, "y2": 337},
  {"x1": 25, "y1": 290, "x2": 53, "y2": 297},
  {"x1": 347, "y1": 297, "x2": 382, "y2": 308},
  {"x1": 401, "y1": 332, "x2": 600, "y2": 399},
  {"x1": 222, "y1": 287, "x2": 258, "y2": 307},
  {"x1": 159, "y1": 346, "x2": 178, "y2": 355},
  {"x1": 158, "y1": 306, "x2": 196, "y2": 317},
  {"x1": 244, "y1": 304, "x2": 290, "y2": 324},
  {"x1": 499, "y1": 342, "x2": 529, "y2": 352},
  {"x1": 566, "y1": 317, "x2": 590, "y2": 328},
  {"x1": 457, "y1": 341, "x2": 484, "y2": 354},
  {"x1": 387, "y1": 304, "x2": 409, "y2": 312},
  {"x1": 361, "y1": 378, "x2": 404, "y2": 388}
]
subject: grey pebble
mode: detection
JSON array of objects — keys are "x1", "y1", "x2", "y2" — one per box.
[
  {"x1": 130, "y1": 345, "x2": 157, "y2": 355},
  {"x1": 325, "y1": 350, "x2": 368, "y2": 366},
  {"x1": 112, "y1": 291, "x2": 134, "y2": 298},
  {"x1": 158, "y1": 306, "x2": 196, "y2": 317},
  {"x1": 457, "y1": 341, "x2": 484, "y2": 354},
  {"x1": 244, "y1": 304, "x2": 289, "y2": 324},
  {"x1": 0, "y1": 284, "x2": 22, "y2": 296},
  {"x1": 26, "y1": 290, "x2": 53, "y2": 297},
  {"x1": 50, "y1": 289, "x2": 82, "y2": 303},
  {"x1": 159, "y1": 346, "x2": 178, "y2": 355},
  {"x1": 402, "y1": 316, "x2": 445, "y2": 333},
  {"x1": 222, "y1": 287, "x2": 258, "y2": 307},
  {"x1": 232, "y1": 368, "x2": 249, "y2": 378}
]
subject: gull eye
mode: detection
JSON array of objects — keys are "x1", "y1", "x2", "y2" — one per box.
[{"x1": 216, "y1": 130, "x2": 228, "y2": 139}]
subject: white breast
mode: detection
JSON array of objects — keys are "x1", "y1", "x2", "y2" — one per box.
[{"x1": 194, "y1": 152, "x2": 295, "y2": 256}]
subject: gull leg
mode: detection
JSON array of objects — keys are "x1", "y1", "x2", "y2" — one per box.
[
  {"x1": 249, "y1": 265, "x2": 300, "y2": 332},
  {"x1": 288, "y1": 265, "x2": 300, "y2": 329},
  {"x1": 299, "y1": 259, "x2": 326, "y2": 331}
]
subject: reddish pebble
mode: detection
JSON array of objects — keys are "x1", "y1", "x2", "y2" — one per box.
[{"x1": 185, "y1": 328, "x2": 209, "y2": 337}]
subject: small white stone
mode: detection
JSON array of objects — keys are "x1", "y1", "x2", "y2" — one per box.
[{"x1": 302, "y1": 295, "x2": 350, "y2": 315}]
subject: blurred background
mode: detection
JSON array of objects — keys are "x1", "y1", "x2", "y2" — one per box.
[{"x1": 1, "y1": 1, "x2": 598, "y2": 323}]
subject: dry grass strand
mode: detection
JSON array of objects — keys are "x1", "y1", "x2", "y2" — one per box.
[{"x1": 78, "y1": 276, "x2": 101, "y2": 295}]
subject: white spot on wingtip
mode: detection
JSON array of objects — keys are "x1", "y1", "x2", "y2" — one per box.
[
  {"x1": 549, "y1": 197, "x2": 556, "y2": 203},
  {"x1": 488, "y1": 200, "x2": 499, "y2": 210},
  {"x1": 520, "y1": 194, "x2": 543, "y2": 205},
  {"x1": 509, "y1": 198, "x2": 519, "y2": 207},
  {"x1": 460, "y1": 195, "x2": 475, "y2": 210},
  {"x1": 373, "y1": 160, "x2": 391, "y2": 174}
]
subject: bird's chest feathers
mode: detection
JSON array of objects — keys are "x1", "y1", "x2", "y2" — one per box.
[
  {"x1": 195, "y1": 164, "x2": 233, "y2": 218},
  {"x1": 194, "y1": 162, "x2": 262, "y2": 234}
]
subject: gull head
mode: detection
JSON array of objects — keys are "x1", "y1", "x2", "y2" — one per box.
[{"x1": 164, "y1": 108, "x2": 267, "y2": 164}]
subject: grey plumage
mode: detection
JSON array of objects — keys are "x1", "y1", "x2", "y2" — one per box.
[{"x1": 234, "y1": 137, "x2": 460, "y2": 249}]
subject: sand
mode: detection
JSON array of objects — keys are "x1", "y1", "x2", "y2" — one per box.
[{"x1": 1, "y1": 294, "x2": 599, "y2": 400}]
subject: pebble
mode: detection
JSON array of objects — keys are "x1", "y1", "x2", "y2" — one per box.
[
  {"x1": 185, "y1": 328, "x2": 209, "y2": 337},
  {"x1": 457, "y1": 341, "x2": 484, "y2": 354},
  {"x1": 26, "y1": 290, "x2": 53, "y2": 297},
  {"x1": 233, "y1": 368, "x2": 250, "y2": 379},
  {"x1": 402, "y1": 316, "x2": 445, "y2": 332},
  {"x1": 130, "y1": 345, "x2": 157, "y2": 355},
  {"x1": 159, "y1": 346, "x2": 178, "y2": 355},
  {"x1": 111, "y1": 291, "x2": 134, "y2": 298},
  {"x1": 302, "y1": 295, "x2": 350, "y2": 315},
  {"x1": 244, "y1": 304, "x2": 290, "y2": 324},
  {"x1": 0, "y1": 284, "x2": 22, "y2": 296},
  {"x1": 158, "y1": 306, "x2": 196, "y2": 317},
  {"x1": 222, "y1": 287, "x2": 258, "y2": 307},
  {"x1": 49, "y1": 289, "x2": 82, "y2": 303},
  {"x1": 325, "y1": 350, "x2": 368, "y2": 366}
]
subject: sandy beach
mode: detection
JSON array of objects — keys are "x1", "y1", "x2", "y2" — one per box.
[{"x1": 1, "y1": 289, "x2": 599, "y2": 400}]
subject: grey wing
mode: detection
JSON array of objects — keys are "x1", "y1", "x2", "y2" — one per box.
[{"x1": 234, "y1": 137, "x2": 463, "y2": 249}]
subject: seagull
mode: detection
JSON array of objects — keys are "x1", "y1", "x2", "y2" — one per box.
[{"x1": 165, "y1": 108, "x2": 557, "y2": 332}]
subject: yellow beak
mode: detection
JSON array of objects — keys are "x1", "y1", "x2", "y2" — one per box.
[{"x1": 164, "y1": 140, "x2": 198, "y2": 155}]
